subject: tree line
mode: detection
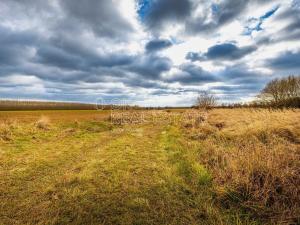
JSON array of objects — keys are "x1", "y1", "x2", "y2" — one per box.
[
  {"x1": 195, "y1": 75, "x2": 300, "y2": 109},
  {"x1": 258, "y1": 75, "x2": 300, "y2": 108}
]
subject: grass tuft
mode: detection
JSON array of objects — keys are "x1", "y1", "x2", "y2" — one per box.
[{"x1": 35, "y1": 116, "x2": 51, "y2": 130}]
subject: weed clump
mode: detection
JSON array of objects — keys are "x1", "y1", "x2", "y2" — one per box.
[
  {"x1": 0, "y1": 123, "x2": 12, "y2": 141},
  {"x1": 35, "y1": 116, "x2": 51, "y2": 130},
  {"x1": 181, "y1": 110, "x2": 207, "y2": 128},
  {"x1": 0, "y1": 120, "x2": 19, "y2": 141}
]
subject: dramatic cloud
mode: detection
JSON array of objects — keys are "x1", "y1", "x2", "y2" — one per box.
[
  {"x1": 267, "y1": 51, "x2": 300, "y2": 70},
  {"x1": 165, "y1": 63, "x2": 217, "y2": 84},
  {"x1": 60, "y1": 0, "x2": 135, "y2": 39},
  {"x1": 186, "y1": 43, "x2": 257, "y2": 61},
  {"x1": 0, "y1": 26, "x2": 38, "y2": 65},
  {"x1": 126, "y1": 54, "x2": 173, "y2": 79},
  {"x1": 145, "y1": 39, "x2": 173, "y2": 52},
  {"x1": 138, "y1": 0, "x2": 192, "y2": 31},
  {"x1": 186, "y1": 0, "x2": 249, "y2": 34},
  {"x1": 0, "y1": 0, "x2": 299, "y2": 106},
  {"x1": 34, "y1": 42, "x2": 135, "y2": 71}
]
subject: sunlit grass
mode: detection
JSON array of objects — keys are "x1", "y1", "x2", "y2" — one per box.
[{"x1": 0, "y1": 109, "x2": 299, "y2": 224}]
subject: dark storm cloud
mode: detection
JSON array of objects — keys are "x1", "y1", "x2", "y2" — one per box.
[
  {"x1": 165, "y1": 63, "x2": 217, "y2": 84},
  {"x1": 274, "y1": 2, "x2": 300, "y2": 25},
  {"x1": 179, "y1": 64, "x2": 217, "y2": 83},
  {"x1": 186, "y1": 43, "x2": 257, "y2": 62},
  {"x1": 0, "y1": 0, "x2": 55, "y2": 17},
  {"x1": 0, "y1": 46, "x2": 25, "y2": 66},
  {"x1": 34, "y1": 45, "x2": 83, "y2": 70},
  {"x1": 0, "y1": 0, "x2": 151, "y2": 100},
  {"x1": 139, "y1": 0, "x2": 192, "y2": 31},
  {"x1": 267, "y1": 51, "x2": 300, "y2": 70},
  {"x1": 0, "y1": 26, "x2": 38, "y2": 46},
  {"x1": 186, "y1": 0, "x2": 249, "y2": 34},
  {"x1": 126, "y1": 54, "x2": 172, "y2": 79},
  {"x1": 210, "y1": 83, "x2": 263, "y2": 102},
  {"x1": 51, "y1": 35, "x2": 136, "y2": 68},
  {"x1": 34, "y1": 43, "x2": 135, "y2": 71},
  {"x1": 217, "y1": 64, "x2": 271, "y2": 92},
  {"x1": 212, "y1": 84, "x2": 261, "y2": 93},
  {"x1": 274, "y1": 3, "x2": 300, "y2": 42},
  {"x1": 0, "y1": 26, "x2": 39, "y2": 65},
  {"x1": 203, "y1": 43, "x2": 257, "y2": 60},
  {"x1": 2, "y1": 0, "x2": 135, "y2": 40},
  {"x1": 145, "y1": 39, "x2": 173, "y2": 52},
  {"x1": 123, "y1": 78, "x2": 167, "y2": 89},
  {"x1": 166, "y1": 62, "x2": 267, "y2": 88},
  {"x1": 210, "y1": 65, "x2": 270, "y2": 101},
  {"x1": 60, "y1": 0, "x2": 134, "y2": 39}
]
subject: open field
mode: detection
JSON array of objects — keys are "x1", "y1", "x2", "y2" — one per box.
[
  {"x1": 0, "y1": 101, "x2": 97, "y2": 111},
  {"x1": 0, "y1": 109, "x2": 299, "y2": 225}
]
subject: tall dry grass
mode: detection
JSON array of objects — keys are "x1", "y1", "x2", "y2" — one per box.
[
  {"x1": 0, "y1": 120, "x2": 19, "y2": 141},
  {"x1": 182, "y1": 109, "x2": 300, "y2": 224}
]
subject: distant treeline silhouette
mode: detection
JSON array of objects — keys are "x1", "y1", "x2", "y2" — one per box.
[
  {"x1": 0, "y1": 100, "x2": 98, "y2": 111},
  {"x1": 0, "y1": 100, "x2": 189, "y2": 111}
]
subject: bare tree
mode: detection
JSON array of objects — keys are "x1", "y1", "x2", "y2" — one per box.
[
  {"x1": 195, "y1": 91, "x2": 217, "y2": 110},
  {"x1": 259, "y1": 75, "x2": 300, "y2": 107}
]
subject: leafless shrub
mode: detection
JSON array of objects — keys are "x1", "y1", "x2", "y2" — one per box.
[{"x1": 195, "y1": 91, "x2": 217, "y2": 110}]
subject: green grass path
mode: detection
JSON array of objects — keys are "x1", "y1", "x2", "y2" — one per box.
[{"x1": 1, "y1": 122, "x2": 235, "y2": 225}]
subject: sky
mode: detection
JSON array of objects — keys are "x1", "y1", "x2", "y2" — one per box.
[{"x1": 0, "y1": 0, "x2": 299, "y2": 106}]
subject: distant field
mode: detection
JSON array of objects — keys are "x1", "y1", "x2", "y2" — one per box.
[
  {"x1": 0, "y1": 109, "x2": 299, "y2": 224},
  {"x1": 0, "y1": 110, "x2": 109, "y2": 123},
  {"x1": 0, "y1": 100, "x2": 98, "y2": 111}
]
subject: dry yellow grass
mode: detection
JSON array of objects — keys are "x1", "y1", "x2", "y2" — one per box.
[
  {"x1": 181, "y1": 109, "x2": 300, "y2": 224},
  {"x1": 0, "y1": 109, "x2": 299, "y2": 224},
  {"x1": 0, "y1": 110, "x2": 109, "y2": 123}
]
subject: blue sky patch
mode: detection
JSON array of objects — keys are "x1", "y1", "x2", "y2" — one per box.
[
  {"x1": 260, "y1": 5, "x2": 280, "y2": 19},
  {"x1": 243, "y1": 5, "x2": 280, "y2": 36},
  {"x1": 211, "y1": 3, "x2": 220, "y2": 15},
  {"x1": 137, "y1": 0, "x2": 152, "y2": 20}
]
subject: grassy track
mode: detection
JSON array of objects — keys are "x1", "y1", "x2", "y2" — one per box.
[{"x1": 0, "y1": 116, "x2": 230, "y2": 225}]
